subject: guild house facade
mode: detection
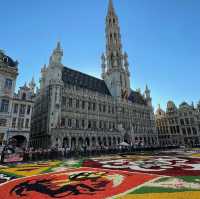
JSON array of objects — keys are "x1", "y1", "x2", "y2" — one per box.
[
  {"x1": 0, "y1": 50, "x2": 35, "y2": 147},
  {"x1": 155, "y1": 101, "x2": 200, "y2": 147},
  {"x1": 30, "y1": 0, "x2": 158, "y2": 149},
  {"x1": 0, "y1": 50, "x2": 18, "y2": 145}
]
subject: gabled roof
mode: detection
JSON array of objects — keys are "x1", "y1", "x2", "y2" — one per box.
[{"x1": 62, "y1": 67, "x2": 111, "y2": 96}]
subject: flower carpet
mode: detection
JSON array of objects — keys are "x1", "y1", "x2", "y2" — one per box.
[{"x1": 0, "y1": 149, "x2": 200, "y2": 199}]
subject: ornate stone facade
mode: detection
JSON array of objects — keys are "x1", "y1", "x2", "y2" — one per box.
[
  {"x1": 0, "y1": 50, "x2": 35, "y2": 147},
  {"x1": 0, "y1": 50, "x2": 18, "y2": 145},
  {"x1": 8, "y1": 80, "x2": 35, "y2": 148},
  {"x1": 155, "y1": 101, "x2": 200, "y2": 147},
  {"x1": 30, "y1": 0, "x2": 158, "y2": 149}
]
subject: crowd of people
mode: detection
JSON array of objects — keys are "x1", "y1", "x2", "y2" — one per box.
[
  {"x1": 22, "y1": 146, "x2": 130, "y2": 161},
  {"x1": 0, "y1": 142, "x2": 178, "y2": 163},
  {"x1": 0, "y1": 145, "x2": 136, "y2": 163}
]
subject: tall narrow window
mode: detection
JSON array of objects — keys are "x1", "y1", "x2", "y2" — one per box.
[
  {"x1": 93, "y1": 121, "x2": 97, "y2": 129},
  {"x1": 68, "y1": 98, "x2": 73, "y2": 107},
  {"x1": 27, "y1": 105, "x2": 31, "y2": 115},
  {"x1": 76, "y1": 99, "x2": 80, "y2": 108},
  {"x1": 25, "y1": 119, "x2": 29, "y2": 128},
  {"x1": 82, "y1": 101, "x2": 85, "y2": 109},
  {"x1": 76, "y1": 119, "x2": 79, "y2": 128},
  {"x1": 93, "y1": 103, "x2": 96, "y2": 111},
  {"x1": 19, "y1": 104, "x2": 26, "y2": 115},
  {"x1": 12, "y1": 118, "x2": 17, "y2": 128},
  {"x1": 4, "y1": 79, "x2": 12, "y2": 89},
  {"x1": 21, "y1": 118, "x2": 24, "y2": 128},
  {"x1": 104, "y1": 121, "x2": 107, "y2": 129},
  {"x1": 103, "y1": 105, "x2": 106, "y2": 112},
  {"x1": 62, "y1": 97, "x2": 66, "y2": 108},
  {"x1": 88, "y1": 102, "x2": 91, "y2": 111},
  {"x1": 108, "y1": 105, "x2": 111, "y2": 113},
  {"x1": 61, "y1": 118, "x2": 65, "y2": 127},
  {"x1": 99, "y1": 121, "x2": 102, "y2": 129},
  {"x1": 68, "y1": 119, "x2": 72, "y2": 127},
  {"x1": 88, "y1": 121, "x2": 91, "y2": 129},
  {"x1": 13, "y1": 104, "x2": 18, "y2": 114},
  {"x1": 99, "y1": 104, "x2": 102, "y2": 112},
  {"x1": 0, "y1": 99, "x2": 9, "y2": 112},
  {"x1": 82, "y1": 120, "x2": 85, "y2": 128},
  {"x1": 180, "y1": 119, "x2": 184, "y2": 125}
]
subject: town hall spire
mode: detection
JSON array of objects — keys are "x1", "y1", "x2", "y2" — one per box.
[{"x1": 102, "y1": 0, "x2": 131, "y2": 99}]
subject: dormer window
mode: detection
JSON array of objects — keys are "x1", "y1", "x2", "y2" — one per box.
[{"x1": 3, "y1": 57, "x2": 8, "y2": 63}]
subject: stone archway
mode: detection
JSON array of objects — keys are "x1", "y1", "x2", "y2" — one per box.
[
  {"x1": 91, "y1": 137, "x2": 96, "y2": 147},
  {"x1": 97, "y1": 137, "x2": 102, "y2": 146},
  {"x1": 85, "y1": 137, "x2": 90, "y2": 147},
  {"x1": 113, "y1": 137, "x2": 116, "y2": 146},
  {"x1": 10, "y1": 135, "x2": 27, "y2": 148},
  {"x1": 71, "y1": 137, "x2": 76, "y2": 150},
  {"x1": 124, "y1": 132, "x2": 131, "y2": 144},
  {"x1": 117, "y1": 137, "x2": 120, "y2": 144},
  {"x1": 63, "y1": 137, "x2": 69, "y2": 148},
  {"x1": 103, "y1": 137, "x2": 107, "y2": 146},
  {"x1": 108, "y1": 137, "x2": 112, "y2": 146},
  {"x1": 78, "y1": 137, "x2": 84, "y2": 149}
]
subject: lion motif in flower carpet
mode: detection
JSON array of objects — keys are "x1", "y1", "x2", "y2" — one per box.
[{"x1": 0, "y1": 167, "x2": 158, "y2": 199}]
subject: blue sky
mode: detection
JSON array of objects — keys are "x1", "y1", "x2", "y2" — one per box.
[{"x1": 0, "y1": 0, "x2": 200, "y2": 110}]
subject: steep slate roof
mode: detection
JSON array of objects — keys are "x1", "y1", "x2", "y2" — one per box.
[
  {"x1": 179, "y1": 102, "x2": 189, "y2": 107},
  {"x1": 62, "y1": 67, "x2": 111, "y2": 96},
  {"x1": 62, "y1": 67, "x2": 147, "y2": 106},
  {"x1": 128, "y1": 90, "x2": 147, "y2": 106},
  {"x1": 0, "y1": 51, "x2": 18, "y2": 68}
]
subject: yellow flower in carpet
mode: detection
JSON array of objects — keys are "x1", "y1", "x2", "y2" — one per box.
[
  {"x1": 119, "y1": 191, "x2": 200, "y2": 199},
  {"x1": 0, "y1": 161, "x2": 61, "y2": 177}
]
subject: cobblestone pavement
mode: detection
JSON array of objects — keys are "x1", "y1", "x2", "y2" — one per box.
[{"x1": 0, "y1": 149, "x2": 200, "y2": 199}]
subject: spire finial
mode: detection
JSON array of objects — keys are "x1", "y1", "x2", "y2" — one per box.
[
  {"x1": 31, "y1": 76, "x2": 34, "y2": 82},
  {"x1": 31, "y1": 76, "x2": 36, "y2": 85},
  {"x1": 56, "y1": 41, "x2": 61, "y2": 50},
  {"x1": 108, "y1": 0, "x2": 115, "y2": 14},
  {"x1": 49, "y1": 41, "x2": 63, "y2": 65}
]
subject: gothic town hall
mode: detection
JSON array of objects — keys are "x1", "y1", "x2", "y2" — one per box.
[{"x1": 30, "y1": 0, "x2": 158, "y2": 149}]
